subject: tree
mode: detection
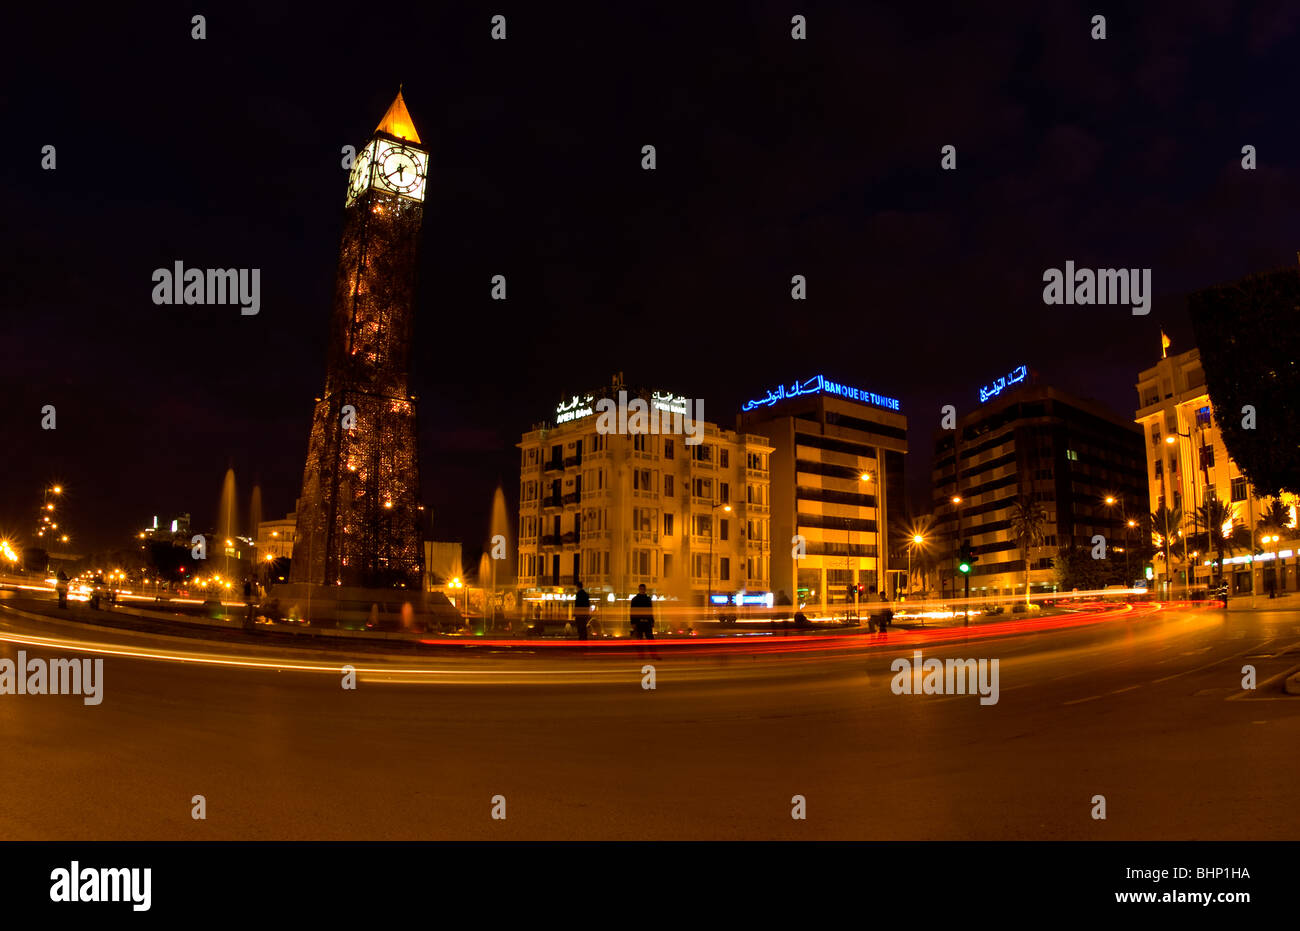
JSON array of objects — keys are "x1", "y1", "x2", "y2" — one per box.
[
  {"x1": 1188, "y1": 268, "x2": 1300, "y2": 496},
  {"x1": 1053, "y1": 544, "x2": 1125, "y2": 591},
  {"x1": 1010, "y1": 497, "x2": 1048, "y2": 603},
  {"x1": 1150, "y1": 503, "x2": 1183, "y2": 595},
  {"x1": 146, "y1": 540, "x2": 189, "y2": 584},
  {"x1": 1194, "y1": 498, "x2": 1235, "y2": 584}
]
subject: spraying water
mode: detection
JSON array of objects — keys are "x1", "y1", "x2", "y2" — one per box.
[
  {"x1": 249, "y1": 484, "x2": 263, "y2": 543},
  {"x1": 216, "y1": 468, "x2": 237, "y2": 580}
]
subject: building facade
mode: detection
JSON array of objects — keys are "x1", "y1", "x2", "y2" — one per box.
[
  {"x1": 738, "y1": 374, "x2": 907, "y2": 615},
  {"x1": 517, "y1": 379, "x2": 773, "y2": 614},
  {"x1": 1135, "y1": 346, "x2": 1298, "y2": 594},
  {"x1": 256, "y1": 513, "x2": 297, "y2": 561},
  {"x1": 932, "y1": 382, "x2": 1146, "y2": 597}
]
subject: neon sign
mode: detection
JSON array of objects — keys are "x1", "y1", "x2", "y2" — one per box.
[
  {"x1": 556, "y1": 390, "x2": 690, "y2": 425},
  {"x1": 742, "y1": 375, "x2": 900, "y2": 413},
  {"x1": 979, "y1": 364, "x2": 1028, "y2": 403}
]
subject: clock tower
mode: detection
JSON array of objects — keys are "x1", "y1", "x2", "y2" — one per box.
[{"x1": 291, "y1": 91, "x2": 428, "y2": 590}]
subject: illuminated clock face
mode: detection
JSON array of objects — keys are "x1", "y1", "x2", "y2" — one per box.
[
  {"x1": 345, "y1": 142, "x2": 374, "y2": 206},
  {"x1": 373, "y1": 144, "x2": 427, "y2": 201}
]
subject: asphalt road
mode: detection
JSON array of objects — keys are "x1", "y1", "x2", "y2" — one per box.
[{"x1": 1, "y1": 589, "x2": 1298, "y2": 840}]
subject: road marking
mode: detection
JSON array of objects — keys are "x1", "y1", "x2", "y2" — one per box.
[{"x1": 1152, "y1": 640, "x2": 1276, "y2": 684}]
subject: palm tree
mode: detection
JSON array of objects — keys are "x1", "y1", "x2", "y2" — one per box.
[
  {"x1": 1010, "y1": 497, "x2": 1048, "y2": 604},
  {"x1": 1257, "y1": 499, "x2": 1291, "y2": 539},
  {"x1": 1150, "y1": 503, "x2": 1183, "y2": 596},
  {"x1": 1195, "y1": 498, "x2": 1235, "y2": 585},
  {"x1": 1256, "y1": 499, "x2": 1292, "y2": 594}
]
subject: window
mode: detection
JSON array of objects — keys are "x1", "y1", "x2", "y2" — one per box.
[
  {"x1": 692, "y1": 477, "x2": 713, "y2": 500},
  {"x1": 692, "y1": 443, "x2": 713, "y2": 463},
  {"x1": 1196, "y1": 406, "x2": 1212, "y2": 428},
  {"x1": 664, "y1": 475, "x2": 674, "y2": 497},
  {"x1": 720, "y1": 449, "x2": 729, "y2": 469},
  {"x1": 719, "y1": 558, "x2": 730, "y2": 581},
  {"x1": 663, "y1": 553, "x2": 673, "y2": 576},
  {"x1": 633, "y1": 468, "x2": 653, "y2": 491},
  {"x1": 1066, "y1": 449, "x2": 1079, "y2": 461},
  {"x1": 1154, "y1": 460, "x2": 1163, "y2": 477},
  {"x1": 663, "y1": 513, "x2": 674, "y2": 536},
  {"x1": 632, "y1": 508, "x2": 655, "y2": 533},
  {"x1": 1231, "y1": 477, "x2": 1248, "y2": 502},
  {"x1": 719, "y1": 482, "x2": 730, "y2": 504},
  {"x1": 633, "y1": 549, "x2": 652, "y2": 576},
  {"x1": 1200, "y1": 446, "x2": 1214, "y2": 469},
  {"x1": 1151, "y1": 427, "x2": 1161, "y2": 446},
  {"x1": 719, "y1": 519, "x2": 729, "y2": 541},
  {"x1": 664, "y1": 439, "x2": 674, "y2": 459},
  {"x1": 693, "y1": 514, "x2": 712, "y2": 537}
]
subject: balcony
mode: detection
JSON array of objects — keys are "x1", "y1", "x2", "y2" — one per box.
[
  {"x1": 541, "y1": 495, "x2": 561, "y2": 509},
  {"x1": 561, "y1": 531, "x2": 578, "y2": 546},
  {"x1": 564, "y1": 455, "x2": 583, "y2": 468},
  {"x1": 543, "y1": 458, "x2": 564, "y2": 473},
  {"x1": 540, "y1": 534, "x2": 561, "y2": 547},
  {"x1": 632, "y1": 530, "x2": 659, "y2": 544},
  {"x1": 561, "y1": 492, "x2": 580, "y2": 505}
]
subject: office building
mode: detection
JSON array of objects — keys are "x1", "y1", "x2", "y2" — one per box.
[
  {"x1": 738, "y1": 374, "x2": 907, "y2": 614},
  {"x1": 933, "y1": 376, "x2": 1145, "y2": 597}
]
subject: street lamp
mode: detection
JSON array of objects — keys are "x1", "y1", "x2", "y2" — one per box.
[
  {"x1": 907, "y1": 533, "x2": 926, "y2": 624},
  {"x1": 707, "y1": 501, "x2": 732, "y2": 614},
  {"x1": 1102, "y1": 495, "x2": 1120, "y2": 580}
]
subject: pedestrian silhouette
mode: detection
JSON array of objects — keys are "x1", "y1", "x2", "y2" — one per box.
[{"x1": 573, "y1": 581, "x2": 591, "y2": 641}]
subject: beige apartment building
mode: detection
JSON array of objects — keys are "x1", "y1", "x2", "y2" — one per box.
[
  {"x1": 517, "y1": 378, "x2": 774, "y2": 619},
  {"x1": 1135, "y1": 345, "x2": 1298, "y2": 595}
]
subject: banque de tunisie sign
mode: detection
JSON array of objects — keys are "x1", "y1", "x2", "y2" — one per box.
[{"x1": 742, "y1": 375, "x2": 901, "y2": 413}]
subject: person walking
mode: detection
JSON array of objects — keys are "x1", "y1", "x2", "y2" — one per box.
[
  {"x1": 55, "y1": 570, "x2": 69, "y2": 609},
  {"x1": 573, "y1": 581, "x2": 591, "y2": 641},
  {"x1": 877, "y1": 589, "x2": 892, "y2": 633},
  {"x1": 630, "y1": 583, "x2": 654, "y2": 639}
]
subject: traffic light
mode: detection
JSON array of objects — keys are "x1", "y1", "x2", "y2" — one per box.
[{"x1": 957, "y1": 540, "x2": 979, "y2": 575}]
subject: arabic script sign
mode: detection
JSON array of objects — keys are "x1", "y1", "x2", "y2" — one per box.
[
  {"x1": 556, "y1": 390, "x2": 691, "y2": 424},
  {"x1": 978, "y1": 364, "x2": 1028, "y2": 403},
  {"x1": 742, "y1": 375, "x2": 901, "y2": 413}
]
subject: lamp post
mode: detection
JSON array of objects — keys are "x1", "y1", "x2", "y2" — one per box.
[
  {"x1": 707, "y1": 501, "x2": 731, "y2": 616},
  {"x1": 856, "y1": 471, "x2": 872, "y2": 619},
  {"x1": 949, "y1": 494, "x2": 962, "y2": 614},
  {"x1": 1125, "y1": 518, "x2": 1136, "y2": 584}
]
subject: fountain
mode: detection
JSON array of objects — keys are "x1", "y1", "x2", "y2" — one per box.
[
  {"x1": 487, "y1": 485, "x2": 514, "y2": 630},
  {"x1": 249, "y1": 484, "x2": 262, "y2": 543},
  {"x1": 216, "y1": 468, "x2": 238, "y2": 581}
]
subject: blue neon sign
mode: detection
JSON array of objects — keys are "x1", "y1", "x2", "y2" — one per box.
[{"x1": 742, "y1": 375, "x2": 900, "y2": 413}]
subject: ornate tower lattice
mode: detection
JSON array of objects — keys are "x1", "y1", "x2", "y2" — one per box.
[{"x1": 292, "y1": 92, "x2": 427, "y2": 589}]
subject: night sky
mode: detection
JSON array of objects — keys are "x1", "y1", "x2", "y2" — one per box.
[{"x1": 4, "y1": 1, "x2": 1298, "y2": 561}]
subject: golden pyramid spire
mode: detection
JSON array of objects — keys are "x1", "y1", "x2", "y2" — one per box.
[{"x1": 375, "y1": 88, "x2": 421, "y2": 144}]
